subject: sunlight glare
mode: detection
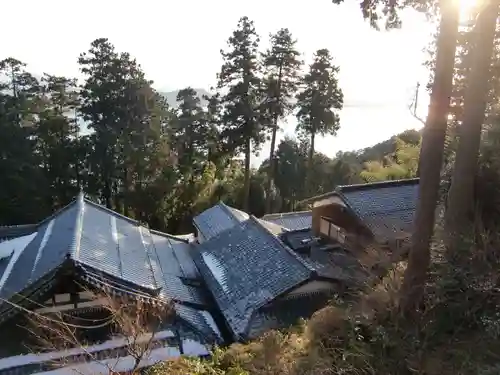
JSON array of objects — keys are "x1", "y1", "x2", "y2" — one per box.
[{"x1": 456, "y1": 0, "x2": 481, "y2": 22}]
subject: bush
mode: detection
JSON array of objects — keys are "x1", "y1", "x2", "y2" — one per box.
[{"x1": 151, "y1": 227, "x2": 500, "y2": 375}]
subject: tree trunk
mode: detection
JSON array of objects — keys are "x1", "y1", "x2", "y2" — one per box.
[
  {"x1": 265, "y1": 64, "x2": 284, "y2": 214},
  {"x1": 399, "y1": 0, "x2": 460, "y2": 315},
  {"x1": 243, "y1": 137, "x2": 251, "y2": 212},
  {"x1": 444, "y1": 0, "x2": 499, "y2": 247},
  {"x1": 307, "y1": 132, "x2": 315, "y2": 197},
  {"x1": 265, "y1": 117, "x2": 278, "y2": 214},
  {"x1": 104, "y1": 172, "x2": 112, "y2": 209}
]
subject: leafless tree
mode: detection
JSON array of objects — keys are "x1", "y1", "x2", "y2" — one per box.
[{"x1": 25, "y1": 289, "x2": 174, "y2": 375}]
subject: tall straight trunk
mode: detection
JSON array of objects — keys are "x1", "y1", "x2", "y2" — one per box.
[
  {"x1": 265, "y1": 64, "x2": 284, "y2": 214},
  {"x1": 307, "y1": 131, "x2": 316, "y2": 197},
  {"x1": 265, "y1": 116, "x2": 279, "y2": 214},
  {"x1": 243, "y1": 137, "x2": 251, "y2": 212},
  {"x1": 444, "y1": 0, "x2": 499, "y2": 245},
  {"x1": 11, "y1": 66, "x2": 20, "y2": 127},
  {"x1": 399, "y1": 0, "x2": 460, "y2": 314},
  {"x1": 103, "y1": 171, "x2": 112, "y2": 209},
  {"x1": 123, "y1": 167, "x2": 129, "y2": 217}
]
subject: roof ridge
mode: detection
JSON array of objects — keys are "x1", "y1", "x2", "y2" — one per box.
[
  {"x1": 69, "y1": 193, "x2": 85, "y2": 258},
  {"x1": 0, "y1": 223, "x2": 37, "y2": 230},
  {"x1": 36, "y1": 197, "x2": 80, "y2": 228},
  {"x1": 337, "y1": 178, "x2": 420, "y2": 193},
  {"x1": 138, "y1": 226, "x2": 163, "y2": 291},
  {"x1": 300, "y1": 178, "x2": 420, "y2": 205},
  {"x1": 218, "y1": 202, "x2": 247, "y2": 224},
  {"x1": 261, "y1": 211, "x2": 311, "y2": 220},
  {"x1": 149, "y1": 229, "x2": 190, "y2": 244},
  {"x1": 249, "y1": 216, "x2": 316, "y2": 274},
  {"x1": 0, "y1": 224, "x2": 38, "y2": 239}
]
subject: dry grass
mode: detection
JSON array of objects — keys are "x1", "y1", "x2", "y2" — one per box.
[{"x1": 151, "y1": 224, "x2": 500, "y2": 375}]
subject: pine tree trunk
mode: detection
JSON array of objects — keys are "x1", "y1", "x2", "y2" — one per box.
[
  {"x1": 265, "y1": 116, "x2": 278, "y2": 214},
  {"x1": 104, "y1": 170, "x2": 112, "y2": 209},
  {"x1": 243, "y1": 137, "x2": 251, "y2": 212},
  {"x1": 444, "y1": 0, "x2": 499, "y2": 247},
  {"x1": 307, "y1": 132, "x2": 315, "y2": 197},
  {"x1": 399, "y1": 0, "x2": 460, "y2": 315},
  {"x1": 265, "y1": 64, "x2": 283, "y2": 214}
]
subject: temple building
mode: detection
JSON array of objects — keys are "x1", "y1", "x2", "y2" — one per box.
[{"x1": 0, "y1": 178, "x2": 419, "y2": 374}]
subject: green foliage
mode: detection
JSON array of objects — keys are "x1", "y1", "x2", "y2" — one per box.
[
  {"x1": 360, "y1": 136, "x2": 421, "y2": 182},
  {"x1": 0, "y1": 58, "x2": 50, "y2": 224},
  {"x1": 261, "y1": 28, "x2": 302, "y2": 212},
  {"x1": 217, "y1": 16, "x2": 263, "y2": 211},
  {"x1": 0, "y1": 30, "x2": 422, "y2": 231},
  {"x1": 150, "y1": 231, "x2": 500, "y2": 374},
  {"x1": 295, "y1": 49, "x2": 343, "y2": 143},
  {"x1": 296, "y1": 48, "x2": 343, "y2": 194},
  {"x1": 332, "y1": 0, "x2": 437, "y2": 30}
]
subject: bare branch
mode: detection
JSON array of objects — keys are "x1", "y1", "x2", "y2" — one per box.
[{"x1": 24, "y1": 286, "x2": 174, "y2": 374}]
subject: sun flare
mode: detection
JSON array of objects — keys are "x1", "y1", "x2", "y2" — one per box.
[{"x1": 456, "y1": 0, "x2": 481, "y2": 21}]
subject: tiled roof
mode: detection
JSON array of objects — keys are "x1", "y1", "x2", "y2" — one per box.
[
  {"x1": 0, "y1": 326, "x2": 211, "y2": 375},
  {"x1": 0, "y1": 258, "x2": 9, "y2": 285},
  {"x1": 193, "y1": 202, "x2": 248, "y2": 241},
  {"x1": 337, "y1": 178, "x2": 419, "y2": 240},
  {"x1": 261, "y1": 211, "x2": 312, "y2": 231},
  {"x1": 0, "y1": 224, "x2": 37, "y2": 245},
  {"x1": 280, "y1": 229, "x2": 368, "y2": 284},
  {"x1": 0, "y1": 194, "x2": 221, "y2": 343},
  {"x1": 256, "y1": 218, "x2": 287, "y2": 235},
  {"x1": 191, "y1": 216, "x2": 314, "y2": 340}
]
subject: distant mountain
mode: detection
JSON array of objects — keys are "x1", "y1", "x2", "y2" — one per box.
[{"x1": 161, "y1": 88, "x2": 212, "y2": 108}]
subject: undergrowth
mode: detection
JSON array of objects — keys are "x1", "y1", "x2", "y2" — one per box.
[{"x1": 150, "y1": 227, "x2": 500, "y2": 375}]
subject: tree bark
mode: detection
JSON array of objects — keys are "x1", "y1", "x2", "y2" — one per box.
[
  {"x1": 265, "y1": 117, "x2": 278, "y2": 214},
  {"x1": 243, "y1": 137, "x2": 251, "y2": 212},
  {"x1": 444, "y1": 0, "x2": 500, "y2": 247},
  {"x1": 308, "y1": 131, "x2": 315, "y2": 197},
  {"x1": 399, "y1": 0, "x2": 460, "y2": 315},
  {"x1": 265, "y1": 64, "x2": 284, "y2": 214}
]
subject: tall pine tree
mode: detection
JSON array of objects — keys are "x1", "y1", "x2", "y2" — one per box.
[
  {"x1": 169, "y1": 87, "x2": 219, "y2": 231},
  {"x1": 295, "y1": 48, "x2": 343, "y2": 194},
  {"x1": 0, "y1": 58, "x2": 46, "y2": 224},
  {"x1": 217, "y1": 16, "x2": 263, "y2": 212},
  {"x1": 261, "y1": 28, "x2": 302, "y2": 213},
  {"x1": 36, "y1": 74, "x2": 81, "y2": 209},
  {"x1": 78, "y1": 38, "x2": 170, "y2": 215}
]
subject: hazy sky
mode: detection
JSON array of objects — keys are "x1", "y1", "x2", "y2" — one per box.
[{"x1": 2, "y1": 0, "x2": 434, "y2": 166}]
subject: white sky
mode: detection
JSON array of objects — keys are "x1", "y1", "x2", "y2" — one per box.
[{"x1": 1, "y1": 0, "x2": 434, "y2": 166}]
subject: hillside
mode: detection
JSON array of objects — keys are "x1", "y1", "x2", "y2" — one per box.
[{"x1": 348, "y1": 128, "x2": 421, "y2": 163}]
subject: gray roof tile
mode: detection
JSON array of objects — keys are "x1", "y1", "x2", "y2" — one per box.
[
  {"x1": 280, "y1": 229, "x2": 368, "y2": 284},
  {"x1": 193, "y1": 203, "x2": 247, "y2": 240},
  {"x1": 0, "y1": 194, "x2": 222, "y2": 343},
  {"x1": 0, "y1": 257, "x2": 10, "y2": 285},
  {"x1": 338, "y1": 179, "x2": 419, "y2": 240},
  {"x1": 261, "y1": 211, "x2": 312, "y2": 231},
  {"x1": 0, "y1": 203, "x2": 78, "y2": 302},
  {"x1": 0, "y1": 224, "x2": 37, "y2": 242},
  {"x1": 175, "y1": 304, "x2": 223, "y2": 342},
  {"x1": 192, "y1": 217, "x2": 312, "y2": 339}
]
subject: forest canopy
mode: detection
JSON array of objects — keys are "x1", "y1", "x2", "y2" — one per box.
[{"x1": 0, "y1": 24, "x2": 421, "y2": 234}]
